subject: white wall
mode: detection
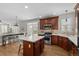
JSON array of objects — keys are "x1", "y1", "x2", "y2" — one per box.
[
  {"x1": 54, "y1": 12, "x2": 76, "y2": 35},
  {"x1": 58, "y1": 12, "x2": 77, "y2": 46}
]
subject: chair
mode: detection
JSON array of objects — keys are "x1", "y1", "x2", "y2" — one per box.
[
  {"x1": 8, "y1": 36, "x2": 14, "y2": 44},
  {"x1": 18, "y1": 34, "x2": 25, "y2": 55}
]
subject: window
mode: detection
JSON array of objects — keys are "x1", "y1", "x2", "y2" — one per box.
[
  {"x1": 0, "y1": 24, "x2": 20, "y2": 34},
  {"x1": 11, "y1": 26, "x2": 19, "y2": 33},
  {"x1": 60, "y1": 19, "x2": 67, "y2": 33},
  {"x1": 0, "y1": 24, "x2": 8, "y2": 34},
  {"x1": 27, "y1": 22, "x2": 38, "y2": 36},
  {"x1": 60, "y1": 17, "x2": 73, "y2": 34}
]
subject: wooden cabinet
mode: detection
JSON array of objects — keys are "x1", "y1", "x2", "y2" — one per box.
[
  {"x1": 51, "y1": 17, "x2": 58, "y2": 29},
  {"x1": 51, "y1": 35, "x2": 78, "y2": 55},
  {"x1": 40, "y1": 18, "x2": 52, "y2": 29},
  {"x1": 40, "y1": 19, "x2": 45, "y2": 29},
  {"x1": 40, "y1": 16, "x2": 59, "y2": 30},
  {"x1": 23, "y1": 41, "x2": 34, "y2": 56},
  {"x1": 58, "y1": 36, "x2": 63, "y2": 47},
  {"x1": 23, "y1": 39, "x2": 44, "y2": 56},
  {"x1": 61, "y1": 37, "x2": 68, "y2": 51},
  {"x1": 51, "y1": 35, "x2": 58, "y2": 45},
  {"x1": 71, "y1": 44, "x2": 78, "y2": 56},
  {"x1": 46, "y1": 18, "x2": 52, "y2": 24},
  {"x1": 69, "y1": 42, "x2": 78, "y2": 56},
  {"x1": 40, "y1": 39, "x2": 44, "y2": 52},
  {"x1": 34, "y1": 40, "x2": 41, "y2": 56}
]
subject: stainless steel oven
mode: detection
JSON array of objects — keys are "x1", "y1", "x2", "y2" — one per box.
[{"x1": 44, "y1": 32, "x2": 52, "y2": 44}]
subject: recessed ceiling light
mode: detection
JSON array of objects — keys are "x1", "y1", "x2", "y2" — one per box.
[{"x1": 25, "y1": 5, "x2": 28, "y2": 8}]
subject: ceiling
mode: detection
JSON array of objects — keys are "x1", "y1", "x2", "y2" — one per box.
[{"x1": 0, "y1": 3, "x2": 76, "y2": 24}]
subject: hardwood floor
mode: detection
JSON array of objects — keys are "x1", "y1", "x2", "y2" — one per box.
[
  {"x1": 42, "y1": 44, "x2": 68, "y2": 56},
  {"x1": 0, "y1": 42, "x2": 69, "y2": 56},
  {"x1": 0, "y1": 42, "x2": 19, "y2": 56}
]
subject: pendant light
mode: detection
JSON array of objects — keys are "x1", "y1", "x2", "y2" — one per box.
[
  {"x1": 14, "y1": 16, "x2": 18, "y2": 26},
  {"x1": 65, "y1": 10, "x2": 68, "y2": 22}
]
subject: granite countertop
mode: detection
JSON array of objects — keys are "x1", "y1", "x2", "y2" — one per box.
[
  {"x1": 52, "y1": 34, "x2": 77, "y2": 46},
  {"x1": 24, "y1": 34, "x2": 44, "y2": 42}
]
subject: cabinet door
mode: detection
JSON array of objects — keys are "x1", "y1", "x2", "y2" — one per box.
[
  {"x1": 58, "y1": 36, "x2": 63, "y2": 47},
  {"x1": 40, "y1": 19, "x2": 45, "y2": 29},
  {"x1": 67, "y1": 40, "x2": 72, "y2": 51},
  {"x1": 51, "y1": 17, "x2": 58, "y2": 29},
  {"x1": 23, "y1": 40, "x2": 34, "y2": 56},
  {"x1": 71, "y1": 44, "x2": 78, "y2": 56},
  {"x1": 61, "y1": 37, "x2": 68, "y2": 51},
  {"x1": 51, "y1": 35, "x2": 58, "y2": 45},
  {"x1": 34, "y1": 40, "x2": 41, "y2": 56},
  {"x1": 47, "y1": 18, "x2": 51, "y2": 24},
  {"x1": 40, "y1": 39, "x2": 44, "y2": 53},
  {"x1": 44, "y1": 19, "x2": 48, "y2": 24}
]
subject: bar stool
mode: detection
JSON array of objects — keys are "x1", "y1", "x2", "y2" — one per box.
[
  {"x1": 18, "y1": 35, "x2": 25, "y2": 55},
  {"x1": 12, "y1": 35, "x2": 18, "y2": 43},
  {"x1": 8, "y1": 36, "x2": 14, "y2": 44},
  {"x1": 3, "y1": 36, "x2": 8, "y2": 46},
  {"x1": 18, "y1": 40, "x2": 23, "y2": 55}
]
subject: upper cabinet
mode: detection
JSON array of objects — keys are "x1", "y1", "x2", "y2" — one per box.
[
  {"x1": 40, "y1": 16, "x2": 59, "y2": 30},
  {"x1": 50, "y1": 16, "x2": 59, "y2": 29}
]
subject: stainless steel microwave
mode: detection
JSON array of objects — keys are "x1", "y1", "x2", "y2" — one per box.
[{"x1": 43, "y1": 24, "x2": 52, "y2": 30}]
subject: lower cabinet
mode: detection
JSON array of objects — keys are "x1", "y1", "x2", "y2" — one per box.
[
  {"x1": 23, "y1": 39, "x2": 44, "y2": 56},
  {"x1": 69, "y1": 43, "x2": 78, "y2": 56},
  {"x1": 58, "y1": 36, "x2": 63, "y2": 47},
  {"x1": 34, "y1": 40, "x2": 41, "y2": 56},
  {"x1": 40, "y1": 39, "x2": 44, "y2": 53},
  {"x1": 23, "y1": 41, "x2": 34, "y2": 56},
  {"x1": 61, "y1": 37, "x2": 68, "y2": 51},
  {"x1": 51, "y1": 35, "x2": 58, "y2": 45},
  {"x1": 51, "y1": 35, "x2": 78, "y2": 56},
  {"x1": 55, "y1": 36, "x2": 69, "y2": 51},
  {"x1": 72, "y1": 45, "x2": 78, "y2": 56}
]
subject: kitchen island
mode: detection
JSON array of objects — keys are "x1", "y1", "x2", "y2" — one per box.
[{"x1": 23, "y1": 35, "x2": 44, "y2": 56}]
